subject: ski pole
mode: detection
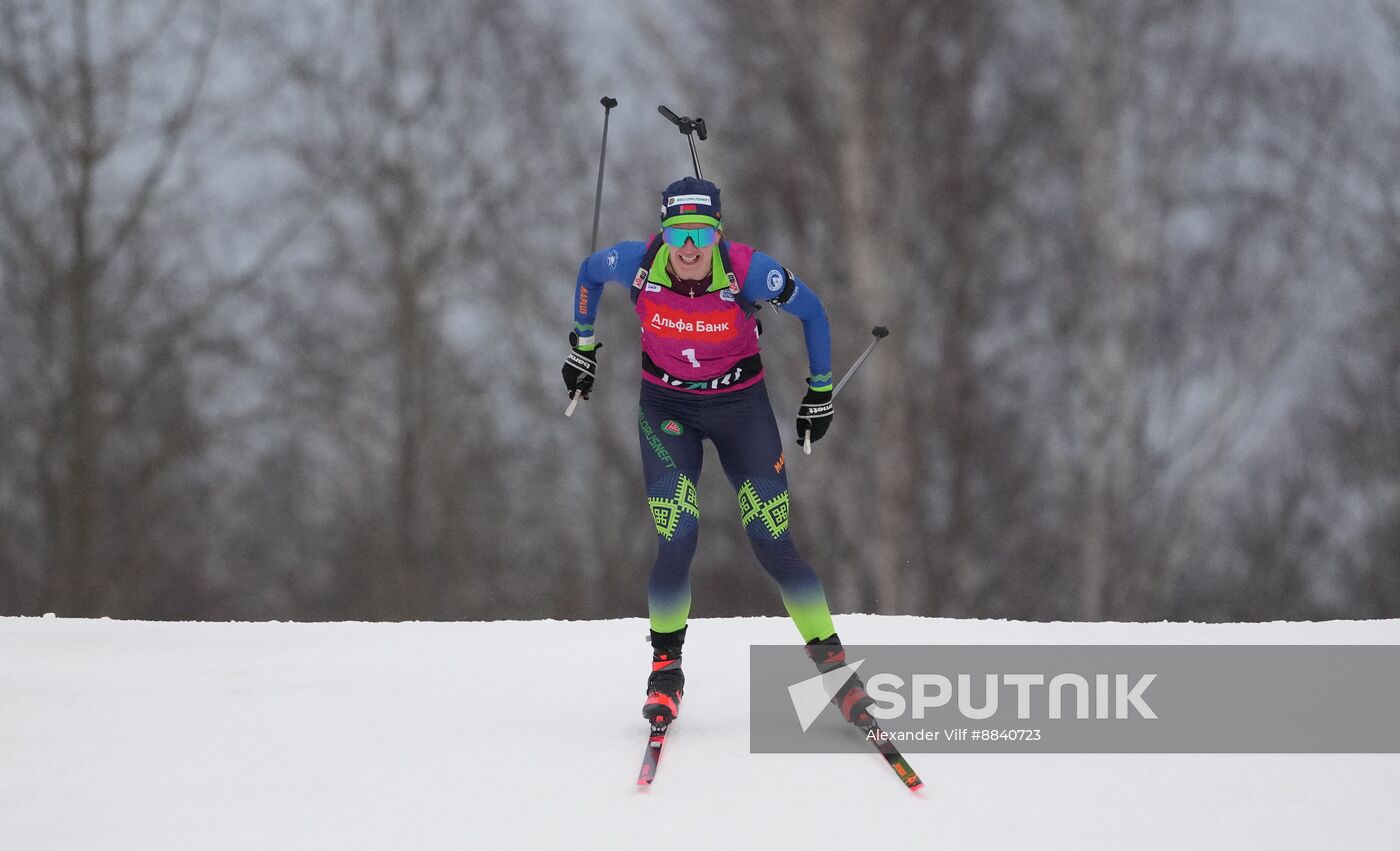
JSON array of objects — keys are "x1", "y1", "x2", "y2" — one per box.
[
  {"x1": 567, "y1": 95, "x2": 617, "y2": 418},
  {"x1": 590, "y1": 96, "x2": 618, "y2": 256},
  {"x1": 658, "y1": 105, "x2": 707, "y2": 180},
  {"x1": 803, "y1": 325, "x2": 890, "y2": 455}
]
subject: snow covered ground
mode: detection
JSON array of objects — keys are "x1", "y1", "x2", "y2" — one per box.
[{"x1": 2, "y1": 614, "x2": 1397, "y2": 850}]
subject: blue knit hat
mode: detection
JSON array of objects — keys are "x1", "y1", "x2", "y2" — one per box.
[{"x1": 660, "y1": 177, "x2": 721, "y2": 227}]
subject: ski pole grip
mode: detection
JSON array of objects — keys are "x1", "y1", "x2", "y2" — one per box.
[{"x1": 601, "y1": 96, "x2": 618, "y2": 109}]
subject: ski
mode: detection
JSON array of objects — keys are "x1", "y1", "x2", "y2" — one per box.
[
  {"x1": 636, "y1": 717, "x2": 672, "y2": 786},
  {"x1": 857, "y1": 718, "x2": 924, "y2": 791}
]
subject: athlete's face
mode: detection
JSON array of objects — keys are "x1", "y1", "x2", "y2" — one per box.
[{"x1": 665, "y1": 223, "x2": 716, "y2": 280}]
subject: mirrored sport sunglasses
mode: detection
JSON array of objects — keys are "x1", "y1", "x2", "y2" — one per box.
[{"x1": 662, "y1": 225, "x2": 719, "y2": 249}]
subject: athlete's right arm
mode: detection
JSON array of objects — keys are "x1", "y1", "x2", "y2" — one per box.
[{"x1": 572, "y1": 241, "x2": 647, "y2": 349}]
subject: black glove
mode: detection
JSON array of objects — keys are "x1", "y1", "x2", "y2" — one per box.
[
  {"x1": 562, "y1": 332, "x2": 600, "y2": 399},
  {"x1": 795, "y1": 385, "x2": 834, "y2": 443}
]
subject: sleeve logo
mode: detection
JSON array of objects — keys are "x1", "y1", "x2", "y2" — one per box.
[{"x1": 766, "y1": 268, "x2": 784, "y2": 292}]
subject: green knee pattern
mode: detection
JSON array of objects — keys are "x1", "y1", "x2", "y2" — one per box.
[
  {"x1": 649, "y1": 473, "x2": 700, "y2": 541},
  {"x1": 737, "y1": 479, "x2": 790, "y2": 539}
]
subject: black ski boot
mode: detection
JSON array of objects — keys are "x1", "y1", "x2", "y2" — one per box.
[
  {"x1": 643, "y1": 626, "x2": 686, "y2": 725},
  {"x1": 805, "y1": 633, "x2": 876, "y2": 725}
]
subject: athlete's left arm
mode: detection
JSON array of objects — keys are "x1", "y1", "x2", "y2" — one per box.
[{"x1": 742, "y1": 251, "x2": 834, "y2": 390}]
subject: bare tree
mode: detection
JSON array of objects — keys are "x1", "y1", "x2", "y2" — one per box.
[
  {"x1": 0, "y1": 0, "x2": 233, "y2": 616},
  {"x1": 1307, "y1": 1, "x2": 1400, "y2": 617},
  {"x1": 1049, "y1": 0, "x2": 1351, "y2": 618},
  {"x1": 244, "y1": 0, "x2": 589, "y2": 619}
]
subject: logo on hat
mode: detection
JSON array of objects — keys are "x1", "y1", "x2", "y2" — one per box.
[{"x1": 661, "y1": 179, "x2": 721, "y2": 226}]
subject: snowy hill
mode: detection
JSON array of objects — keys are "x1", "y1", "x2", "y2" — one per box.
[{"x1": 2, "y1": 615, "x2": 1398, "y2": 850}]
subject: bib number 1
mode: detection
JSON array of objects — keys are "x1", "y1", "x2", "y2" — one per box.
[{"x1": 681, "y1": 348, "x2": 701, "y2": 369}]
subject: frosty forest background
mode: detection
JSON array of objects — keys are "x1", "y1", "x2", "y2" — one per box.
[{"x1": 1, "y1": 0, "x2": 1398, "y2": 624}]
